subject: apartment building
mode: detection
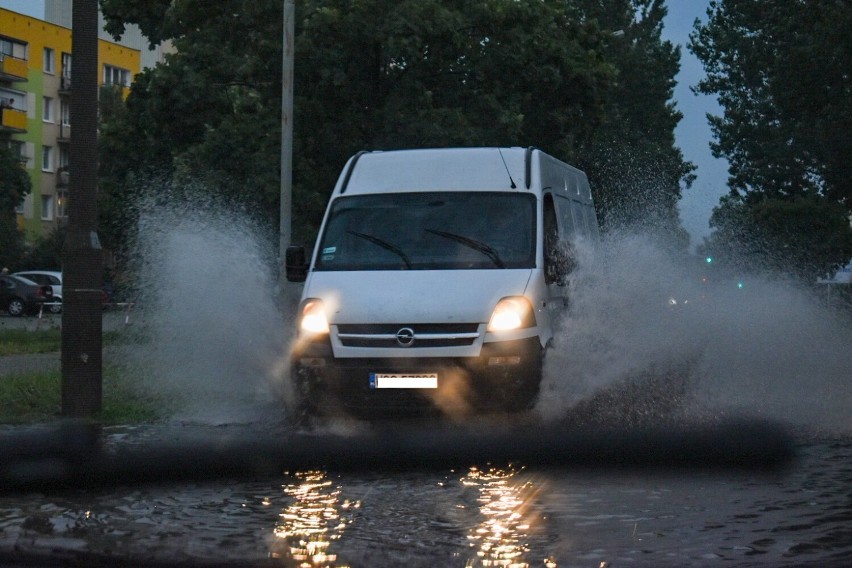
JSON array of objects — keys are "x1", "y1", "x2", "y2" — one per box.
[{"x1": 1, "y1": 7, "x2": 140, "y2": 240}]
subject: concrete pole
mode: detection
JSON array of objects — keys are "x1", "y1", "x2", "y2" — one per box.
[
  {"x1": 279, "y1": 0, "x2": 295, "y2": 287},
  {"x1": 61, "y1": 0, "x2": 103, "y2": 417}
]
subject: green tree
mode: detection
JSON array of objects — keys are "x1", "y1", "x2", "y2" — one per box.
[
  {"x1": 291, "y1": 0, "x2": 620, "y2": 237},
  {"x1": 691, "y1": 0, "x2": 852, "y2": 280},
  {"x1": 702, "y1": 194, "x2": 852, "y2": 282},
  {"x1": 99, "y1": 0, "x2": 691, "y2": 249},
  {"x1": 575, "y1": 0, "x2": 695, "y2": 251},
  {"x1": 0, "y1": 141, "x2": 30, "y2": 269},
  {"x1": 691, "y1": 0, "x2": 852, "y2": 205},
  {"x1": 19, "y1": 226, "x2": 65, "y2": 271},
  {"x1": 100, "y1": 0, "x2": 286, "y2": 243}
]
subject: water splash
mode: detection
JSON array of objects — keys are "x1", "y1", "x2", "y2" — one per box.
[
  {"x1": 121, "y1": 184, "x2": 850, "y2": 433},
  {"x1": 539, "y1": 231, "x2": 852, "y2": 434},
  {"x1": 125, "y1": 190, "x2": 293, "y2": 424}
]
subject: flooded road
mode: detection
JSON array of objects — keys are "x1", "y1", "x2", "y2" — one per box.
[{"x1": 0, "y1": 421, "x2": 849, "y2": 567}]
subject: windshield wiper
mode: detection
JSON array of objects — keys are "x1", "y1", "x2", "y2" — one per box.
[
  {"x1": 425, "y1": 229, "x2": 505, "y2": 268},
  {"x1": 347, "y1": 231, "x2": 412, "y2": 269}
]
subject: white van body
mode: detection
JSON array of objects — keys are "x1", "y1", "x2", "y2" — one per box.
[{"x1": 287, "y1": 147, "x2": 598, "y2": 418}]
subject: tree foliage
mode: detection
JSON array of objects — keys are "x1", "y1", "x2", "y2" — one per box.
[
  {"x1": 98, "y1": 0, "x2": 692, "y2": 254},
  {"x1": 691, "y1": 0, "x2": 852, "y2": 280},
  {"x1": 703, "y1": 194, "x2": 852, "y2": 282},
  {"x1": 0, "y1": 141, "x2": 30, "y2": 269},
  {"x1": 575, "y1": 0, "x2": 694, "y2": 251}
]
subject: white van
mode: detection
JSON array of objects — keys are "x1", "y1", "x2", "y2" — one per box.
[{"x1": 285, "y1": 147, "x2": 598, "y2": 419}]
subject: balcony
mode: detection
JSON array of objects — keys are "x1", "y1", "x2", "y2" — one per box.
[
  {"x1": 0, "y1": 108, "x2": 27, "y2": 133},
  {"x1": 0, "y1": 55, "x2": 28, "y2": 83},
  {"x1": 59, "y1": 74, "x2": 72, "y2": 95},
  {"x1": 58, "y1": 123, "x2": 71, "y2": 142},
  {"x1": 57, "y1": 168, "x2": 70, "y2": 187}
]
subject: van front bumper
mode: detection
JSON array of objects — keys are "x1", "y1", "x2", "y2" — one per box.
[{"x1": 290, "y1": 336, "x2": 543, "y2": 414}]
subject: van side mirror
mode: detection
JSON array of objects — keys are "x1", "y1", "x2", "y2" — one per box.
[{"x1": 285, "y1": 246, "x2": 308, "y2": 282}]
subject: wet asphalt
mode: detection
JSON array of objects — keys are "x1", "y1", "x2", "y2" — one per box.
[{"x1": 1, "y1": 313, "x2": 850, "y2": 566}]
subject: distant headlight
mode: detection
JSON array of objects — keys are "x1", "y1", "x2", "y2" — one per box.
[
  {"x1": 299, "y1": 299, "x2": 329, "y2": 334},
  {"x1": 487, "y1": 296, "x2": 535, "y2": 332}
]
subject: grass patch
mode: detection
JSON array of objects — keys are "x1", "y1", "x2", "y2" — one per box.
[
  {"x1": 0, "y1": 329, "x2": 127, "y2": 356},
  {"x1": 0, "y1": 329, "x2": 62, "y2": 356},
  {"x1": 0, "y1": 366, "x2": 163, "y2": 425}
]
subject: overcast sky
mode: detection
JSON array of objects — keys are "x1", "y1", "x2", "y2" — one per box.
[
  {"x1": 2, "y1": 0, "x2": 726, "y2": 248},
  {"x1": 662, "y1": 0, "x2": 728, "y2": 248}
]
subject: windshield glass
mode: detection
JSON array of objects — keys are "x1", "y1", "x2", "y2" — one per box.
[{"x1": 314, "y1": 192, "x2": 536, "y2": 271}]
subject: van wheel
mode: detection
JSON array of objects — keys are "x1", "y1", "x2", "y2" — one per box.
[
  {"x1": 49, "y1": 301, "x2": 62, "y2": 314},
  {"x1": 7, "y1": 298, "x2": 26, "y2": 317},
  {"x1": 501, "y1": 345, "x2": 544, "y2": 412},
  {"x1": 286, "y1": 363, "x2": 320, "y2": 429}
]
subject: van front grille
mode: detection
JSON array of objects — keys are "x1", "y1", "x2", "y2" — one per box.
[{"x1": 336, "y1": 323, "x2": 480, "y2": 348}]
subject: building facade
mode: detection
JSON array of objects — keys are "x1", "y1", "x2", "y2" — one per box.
[{"x1": 1, "y1": 7, "x2": 141, "y2": 241}]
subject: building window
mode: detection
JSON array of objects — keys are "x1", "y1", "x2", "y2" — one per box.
[
  {"x1": 42, "y1": 145, "x2": 53, "y2": 172},
  {"x1": 0, "y1": 88, "x2": 25, "y2": 112},
  {"x1": 41, "y1": 195, "x2": 54, "y2": 221},
  {"x1": 60, "y1": 52, "x2": 72, "y2": 89},
  {"x1": 43, "y1": 96, "x2": 53, "y2": 122},
  {"x1": 103, "y1": 64, "x2": 130, "y2": 87},
  {"x1": 61, "y1": 52, "x2": 72, "y2": 76},
  {"x1": 60, "y1": 99, "x2": 70, "y2": 126},
  {"x1": 0, "y1": 38, "x2": 28, "y2": 60},
  {"x1": 58, "y1": 145, "x2": 70, "y2": 169},
  {"x1": 43, "y1": 47, "x2": 54, "y2": 73},
  {"x1": 56, "y1": 190, "x2": 68, "y2": 218}
]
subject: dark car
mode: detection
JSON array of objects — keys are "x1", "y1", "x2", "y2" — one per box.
[
  {"x1": 0, "y1": 274, "x2": 54, "y2": 317},
  {"x1": 12, "y1": 270, "x2": 63, "y2": 314}
]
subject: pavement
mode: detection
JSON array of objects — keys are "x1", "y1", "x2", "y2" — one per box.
[
  {"x1": 0, "y1": 352, "x2": 60, "y2": 377},
  {"x1": 0, "y1": 311, "x2": 136, "y2": 377}
]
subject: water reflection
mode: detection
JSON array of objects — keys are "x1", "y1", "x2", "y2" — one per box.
[
  {"x1": 270, "y1": 471, "x2": 360, "y2": 566},
  {"x1": 463, "y1": 465, "x2": 550, "y2": 568}
]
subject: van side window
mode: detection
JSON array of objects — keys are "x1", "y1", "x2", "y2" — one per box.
[
  {"x1": 554, "y1": 195, "x2": 575, "y2": 239},
  {"x1": 544, "y1": 196, "x2": 570, "y2": 286}
]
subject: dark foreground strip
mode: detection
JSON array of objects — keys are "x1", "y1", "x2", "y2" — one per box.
[{"x1": 0, "y1": 419, "x2": 796, "y2": 493}]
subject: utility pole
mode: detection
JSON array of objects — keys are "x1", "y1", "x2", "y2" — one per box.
[
  {"x1": 61, "y1": 0, "x2": 103, "y2": 417},
  {"x1": 279, "y1": 0, "x2": 295, "y2": 287}
]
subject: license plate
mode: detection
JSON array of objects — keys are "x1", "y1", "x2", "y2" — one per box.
[{"x1": 369, "y1": 373, "x2": 438, "y2": 389}]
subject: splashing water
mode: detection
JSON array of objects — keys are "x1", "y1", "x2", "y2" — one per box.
[
  {"x1": 126, "y1": 195, "x2": 294, "y2": 425},
  {"x1": 539, "y1": 232, "x2": 852, "y2": 435},
  {"x1": 123, "y1": 190, "x2": 850, "y2": 433}
]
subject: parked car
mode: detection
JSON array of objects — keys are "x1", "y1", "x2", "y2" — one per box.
[
  {"x1": 0, "y1": 275, "x2": 54, "y2": 317},
  {"x1": 13, "y1": 270, "x2": 63, "y2": 314}
]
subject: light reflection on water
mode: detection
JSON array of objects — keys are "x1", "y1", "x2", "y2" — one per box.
[
  {"x1": 268, "y1": 465, "x2": 553, "y2": 567},
  {"x1": 462, "y1": 465, "x2": 552, "y2": 568},
  {"x1": 270, "y1": 471, "x2": 360, "y2": 567},
  {"x1": 2, "y1": 437, "x2": 851, "y2": 565}
]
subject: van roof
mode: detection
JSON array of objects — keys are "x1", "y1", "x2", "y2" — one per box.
[{"x1": 335, "y1": 147, "x2": 589, "y2": 200}]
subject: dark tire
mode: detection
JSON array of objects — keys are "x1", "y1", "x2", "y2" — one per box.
[
  {"x1": 505, "y1": 343, "x2": 546, "y2": 412},
  {"x1": 516, "y1": 349, "x2": 544, "y2": 411},
  {"x1": 49, "y1": 300, "x2": 62, "y2": 314},
  {"x1": 7, "y1": 298, "x2": 26, "y2": 317},
  {"x1": 285, "y1": 363, "x2": 320, "y2": 429}
]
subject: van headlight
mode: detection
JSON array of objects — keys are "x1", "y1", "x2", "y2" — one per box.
[
  {"x1": 487, "y1": 297, "x2": 535, "y2": 332},
  {"x1": 299, "y1": 299, "x2": 329, "y2": 334}
]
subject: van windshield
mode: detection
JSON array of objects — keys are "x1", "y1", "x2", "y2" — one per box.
[{"x1": 314, "y1": 192, "x2": 537, "y2": 271}]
